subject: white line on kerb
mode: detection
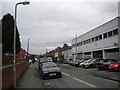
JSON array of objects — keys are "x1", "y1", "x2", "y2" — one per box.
[
  {"x1": 106, "y1": 79, "x2": 118, "y2": 83},
  {"x1": 62, "y1": 72, "x2": 70, "y2": 76},
  {"x1": 73, "y1": 77, "x2": 96, "y2": 88}
]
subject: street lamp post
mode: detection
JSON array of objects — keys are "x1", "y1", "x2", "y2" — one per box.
[{"x1": 13, "y1": 1, "x2": 30, "y2": 88}]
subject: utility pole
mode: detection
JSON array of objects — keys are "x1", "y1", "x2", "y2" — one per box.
[
  {"x1": 27, "y1": 38, "x2": 29, "y2": 57},
  {"x1": 46, "y1": 48, "x2": 48, "y2": 54},
  {"x1": 76, "y1": 35, "x2": 77, "y2": 60},
  {"x1": 118, "y1": 2, "x2": 120, "y2": 60},
  {"x1": 117, "y1": 3, "x2": 120, "y2": 90}
]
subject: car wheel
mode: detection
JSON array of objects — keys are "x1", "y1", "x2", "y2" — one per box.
[
  {"x1": 58, "y1": 73, "x2": 62, "y2": 78},
  {"x1": 118, "y1": 67, "x2": 120, "y2": 71},
  {"x1": 89, "y1": 65, "x2": 93, "y2": 68},
  {"x1": 42, "y1": 75, "x2": 47, "y2": 80},
  {"x1": 104, "y1": 66, "x2": 108, "y2": 70},
  {"x1": 40, "y1": 74, "x2": 46, "y2": 80},
  {"x1": 98, "y1": 68, "x2": 102, "y2": 70}
]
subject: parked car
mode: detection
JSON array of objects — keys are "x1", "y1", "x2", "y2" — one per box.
[
  {"x1": 29, "y1": 59, "x2": 32, "y2": 64},
  {"x1": 74, "y1": 59, "x2": 84, "y2": 66},
  {"x1": 39, "y1": 62, "x2": 62, "y2": 80},
  {"x1": 46, "y1": 57, "x2": 53, "y2": 61},
  {"x1": 109, "y1": 60, "x2": 120, "y2": 71},
  {"x1": 69, "y1": 60, "x2": 74, "y2": 65},
  {"x1": 79, "y1": 59, "x2": 92, "y2": 67},
  {"x1": 39, "y1": 57, "x2": 53, "y2": 63},
  {"x1": 64, "y1": 59, "x2": 69, "y2": 64},
  {"x1": 97, "y1": 59, "x2": 118, "y2": 70},
  {"x1": 84, "y1": 58, "x2": 105, "y2": 68}
]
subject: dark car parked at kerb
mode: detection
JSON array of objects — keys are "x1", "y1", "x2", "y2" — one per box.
[
  {"x1": 97, "y1": 59, "x2": 118, "y2": 70},
  {"x1": 39, "y1": 62, "x2": 62, "y2": 80},
  {"x1": 38, "y1": 58, "x2": 53, "y2": 70}
]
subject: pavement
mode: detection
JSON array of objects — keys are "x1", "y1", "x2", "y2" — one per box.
[
  {"x1": 16, "y1": 62, "x2": 43, "y2": 88},
  {"x1": 16, "y1": 63, "x2": 120, "y2": 88},
  {"x1": 87, "y1": 68, "x2": 120, "y2": 82}
]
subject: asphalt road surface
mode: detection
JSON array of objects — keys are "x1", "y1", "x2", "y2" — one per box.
[
  {"x1": 41, "y1": 64, "x2": 118, "y2": 88},
  {"x1": 17, "y1": 62, "x2": 119, "y2": 88}
]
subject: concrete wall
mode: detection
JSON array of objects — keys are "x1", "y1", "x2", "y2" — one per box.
[{"x1": 72, "y1": 35, "x2": 118, "y2": 53}]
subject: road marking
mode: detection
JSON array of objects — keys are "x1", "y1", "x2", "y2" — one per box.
[
  {"x1": 105, "y1": 79, "x2": 118, "y2": 83},
  {"x1": 73, "y1": 77, "x2": 96, "y2": 88},
  {"x1": 62, "y1": 72, "x2": 70, "y2": 77}
]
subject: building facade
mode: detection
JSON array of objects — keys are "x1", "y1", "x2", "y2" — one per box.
[
  {"x1": 64, "y1": 46, "x2": 72, "y2": 60},
  {"x1": 72, "y1": 17, "x2": 119, "y2": 60}
]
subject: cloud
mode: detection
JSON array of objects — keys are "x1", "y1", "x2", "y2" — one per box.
[{"x1": 1, "y1": 0, "x2": 118, "y2": 54}]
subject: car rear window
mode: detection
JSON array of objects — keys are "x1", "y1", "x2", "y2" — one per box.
[{"x1": 42, "y1": 62, "x2": 57, "y2": 68}]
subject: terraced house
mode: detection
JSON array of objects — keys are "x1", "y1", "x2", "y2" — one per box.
[{"x1": 72, "y1": 17, "x2": 119, "y2": 60}]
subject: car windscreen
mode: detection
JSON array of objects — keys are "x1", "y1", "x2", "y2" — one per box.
[
  {"x1": 107, "y1": 59, "x2": 117, "y2": 63},
  {"x1": 86, "y1": 59, "x2": 92, "y2": 62},
  {"x1": 89, "y1": 60, "x2": 96, "y2": 63},
  {"x1": 42, "y1": 62, "x2": 57, "y2": 68}
]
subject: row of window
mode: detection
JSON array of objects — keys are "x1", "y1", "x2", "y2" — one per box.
[
  {"x1": 72, "y1": 29, "x2": 118, "y2": 47},
  {"x1": 103, "y1": 29, "x2": 118, "y2": 38}
]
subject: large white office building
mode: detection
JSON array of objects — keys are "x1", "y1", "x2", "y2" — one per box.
[{"x1": 72, "y1": 17, "x2": 119, "y2": 60}]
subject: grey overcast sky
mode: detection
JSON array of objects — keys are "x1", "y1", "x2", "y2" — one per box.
[{"x1": 1, "y1": 0, "x2": 119, "y2": 55}]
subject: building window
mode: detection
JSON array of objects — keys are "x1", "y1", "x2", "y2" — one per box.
[
  {"x1": 113, "y1": 29, "x2": 118, "y2": 35},
  {"x1": 86, "y1": 40, "x2": 88, "y2": 44},
  {"x1": 80, "y1": 42, "x2": 82, "y2": 45},
  {"x1": 83, "y1": 41, "x2": 86, "y2": 44},
  {"x1": 92, "y1": 37, "x2": 95, "y2": 42},
  {"x1": 103, "y1": 33, "x2": 107, "y2": 38},
  {"x1": 95, "y1": 36, "x2": 98, "y2": 41},
  {"x1": 108, "y1": 31, "x2": 113, "y2": 37},
  {"x1": 98, "y1": 35, "x2": 102, "y2": 40},
  {"x1": 88, "y1": 39, "x2": 91, "y2": 43}
]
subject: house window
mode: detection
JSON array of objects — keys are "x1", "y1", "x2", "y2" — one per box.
[
  {"x1": 113, "y1": 29, "x2": 118, "y2": 35},
  {"x1": 103, "y1": 33, "x2": 107, "y2": 38},
  {"x1": 108, "y1": 31, "x2": 112, "y2": 37}
]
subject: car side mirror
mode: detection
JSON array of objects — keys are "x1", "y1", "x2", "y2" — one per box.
[{"x1": 57, "y1": 64, "x2": 59, "y2": 67}]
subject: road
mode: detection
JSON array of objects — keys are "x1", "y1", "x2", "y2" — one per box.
[
  {"x1": 17, "y1": 62, "x2": 119, "y2": 88},
  {"x1": 41, "y1": 64, "x2": 118, "y2": 88}
]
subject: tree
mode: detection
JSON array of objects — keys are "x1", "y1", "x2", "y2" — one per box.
[{"x1": 2, "y1": 13, "x2": 21, "y2": 54}]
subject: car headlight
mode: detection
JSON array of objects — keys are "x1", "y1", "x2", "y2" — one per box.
[
  {"x1": 43, "y1": 71, "x2": 48, "y2": 74},
  {"x1": 114, "y1": 64, "x2": 118, "y2": 67}
]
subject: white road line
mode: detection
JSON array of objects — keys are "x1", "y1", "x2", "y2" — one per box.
[
  {"x1": 73, "y1": 77, "x2": 96, "y2": 88},
  {"x1": 62, "y1": 72, "x2": 70, "y2": 77},
  {"x1": 106, "y1": 79, "x2": 118, "y2": 83}
]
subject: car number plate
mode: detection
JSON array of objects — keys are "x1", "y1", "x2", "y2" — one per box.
[{"x1": 50, "y1": 73, "x2": 56, "y2": 76}]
